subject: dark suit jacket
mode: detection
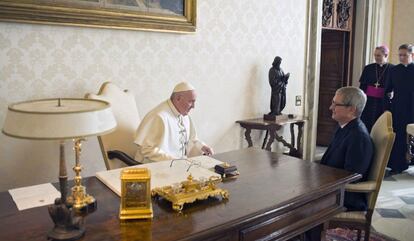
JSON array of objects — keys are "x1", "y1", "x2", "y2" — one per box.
[{"x1": 320, "y1": 118, "x2": 374, "y2": 211}]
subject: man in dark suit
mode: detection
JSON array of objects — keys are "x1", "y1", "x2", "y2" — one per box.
[
  {"x1": 321, "y1": 86, "x2": 374, "y2": 211},
  {"x1": 306, "y1": 86, "x2": 374, "y2": 240}
]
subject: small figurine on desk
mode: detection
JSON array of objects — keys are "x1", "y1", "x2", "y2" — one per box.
[
  {"x1": 48, "y1": 198, "x2": 84, "y2": 240},
  {"x1": 264, "y1": 56, "x2": 290, "y2": 121}
]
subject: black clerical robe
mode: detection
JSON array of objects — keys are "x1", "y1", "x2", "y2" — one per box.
[
  {"x1": 359, "y1": 63, "x2": 394, "y2": 132},
  {"x1": 320, "y1": 118, "x2": 374, "y2": 211},
  {"x1": 385, "y1": 63, "x2": 414, "y2": 173}
]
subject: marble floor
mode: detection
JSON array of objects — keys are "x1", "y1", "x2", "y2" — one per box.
[
  {"x1": 372, "y1": 166, "x2": 414, "y2": 241},
  {"x1": 314, "y1": 146, "x2": 327, "y2": 161}
]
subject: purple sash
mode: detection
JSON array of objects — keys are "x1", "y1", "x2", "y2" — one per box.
[{"x1": 366, "y1": 85, "x2": 385, "y2": 98}]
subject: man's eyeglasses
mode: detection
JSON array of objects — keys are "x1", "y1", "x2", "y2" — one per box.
[{"x1": 331, "y1": 101, "x2": 350, "y2": 107}]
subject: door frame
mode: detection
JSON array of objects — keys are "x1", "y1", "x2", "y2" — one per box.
[{"x1": 302, "y1": 0, "x2": 371, "y2": 161}]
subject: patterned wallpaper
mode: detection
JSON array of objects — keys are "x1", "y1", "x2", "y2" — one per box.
[
  {"x1": 390, "y1": 0, "x2": 414, "y2": 64},
  {"x1": 0, "y1": 0, "x2": 308, "y2": 191}
]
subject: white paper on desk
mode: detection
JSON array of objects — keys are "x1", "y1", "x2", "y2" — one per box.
[
  {"x1": 8, "y1": 183, "x2": 60, "y2": 211},
  {"x1": 96, "y1": 155, "x2": 223, "y2": 197}
]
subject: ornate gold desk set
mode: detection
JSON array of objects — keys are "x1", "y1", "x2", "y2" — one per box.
[{"x1": 151, "y1": 174, "x2": 229, "y2": 212}]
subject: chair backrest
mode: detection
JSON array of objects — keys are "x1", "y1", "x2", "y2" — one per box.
[
  {"x1": 86, "y1": 82, "x2": 140, "y2": 170},
  {"x1": 367, "y1": 111, "x2": 395, "y2": 210}
]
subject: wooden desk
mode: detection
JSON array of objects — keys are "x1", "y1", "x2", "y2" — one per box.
[
  {"x1": 0, "y1": 148, "x2": 359, "y2": 241},
  {"x1": 236, "y1": 117, "x2": 306, "y2": 157}
]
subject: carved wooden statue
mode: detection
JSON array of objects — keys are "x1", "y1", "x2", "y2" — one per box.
[
  {"x1": 47, "y1": 198, "x2": 85, "y2": 240},
  {"x1": 268, "y1": 56, "x2": 290, "y2": 116}
]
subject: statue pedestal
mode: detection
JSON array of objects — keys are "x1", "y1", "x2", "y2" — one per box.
[{"x1": 263, "y1": 114, "x2": 289, "y2": 121}]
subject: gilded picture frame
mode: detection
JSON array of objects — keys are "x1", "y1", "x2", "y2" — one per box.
[{"x1": 0, "y1": 0, "x2": 196, "y2": 33}]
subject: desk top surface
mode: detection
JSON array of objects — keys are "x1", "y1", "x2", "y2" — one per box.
[{"x1": 0, "y1": 148, "x2": 359, "y2": 241}]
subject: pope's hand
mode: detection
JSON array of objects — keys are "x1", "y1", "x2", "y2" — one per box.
[{"x1": 201, "y1": 145, "x2": 214, "y2": 156}]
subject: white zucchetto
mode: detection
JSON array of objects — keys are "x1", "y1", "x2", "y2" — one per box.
[{"x1": 172, "y1": 82, "x2": 195, "y2": 93}]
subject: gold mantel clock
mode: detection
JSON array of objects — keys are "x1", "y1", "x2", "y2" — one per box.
[{"x1": 119, "y1": 168, "x2": 153, "y2": 220}]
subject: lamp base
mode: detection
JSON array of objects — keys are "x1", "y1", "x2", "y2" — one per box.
[
  {"x1": 67, "y1": 138, "x2": 98, "y2": 215},
  {"x1": 67, "y1": 185, "x2": 97, "y2": 215},
  {"x1": 47, "y1": 198, "x2": 85, "y2": 241},
  {"x1": 73, "y1": 197, "x2": 97, "y2": 215}
]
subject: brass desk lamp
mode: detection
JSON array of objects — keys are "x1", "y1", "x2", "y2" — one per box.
[{"x1": 2, "y1": 98, "x2": 116, "y2": 241}]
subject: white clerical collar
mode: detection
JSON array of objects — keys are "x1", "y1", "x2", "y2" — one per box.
[
  {"x1": 402, "y1": 62, "x2": 413, "y2": 67},
  {"x1": 167, "y1": 99, "x2": 181, "y2": 117}
]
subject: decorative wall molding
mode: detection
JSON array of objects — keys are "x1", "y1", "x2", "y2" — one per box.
[
  {"x1": 337, "y1": 0, "x2": 351, "y2": 29},
  {"x1": 322, "y1": 0, "x2": 333, "y2": 27},
  {"x1": 322, "y1": 0, "x2": 353, "y2": 31}
]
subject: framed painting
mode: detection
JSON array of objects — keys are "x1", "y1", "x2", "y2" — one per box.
[{"x1": 0, "y1": 0, "x2": 196, "y2": 33}]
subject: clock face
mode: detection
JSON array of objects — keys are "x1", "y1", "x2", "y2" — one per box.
[{"x1": 124, "y1": 181, "x2": 147, "y2": 209}]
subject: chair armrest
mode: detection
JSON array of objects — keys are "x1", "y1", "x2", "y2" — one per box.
[
  {"x1": 107, "y1": 150, "x2": 142, "y2": 166},
  {"x1": 345, "y1": 181, "x2": 376, "y2": 193}
]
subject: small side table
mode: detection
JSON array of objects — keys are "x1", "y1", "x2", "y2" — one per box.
[{"x1": 236, "y1": 116, "x2": 306, "y2": 158}]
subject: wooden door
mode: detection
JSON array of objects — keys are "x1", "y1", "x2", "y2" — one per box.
[
  {"x1": 316, "y1": 30, "x2": 350, "y2": 146},
  {"x1": 317, "y1": 0, "x2": 354, "y2": 146}
]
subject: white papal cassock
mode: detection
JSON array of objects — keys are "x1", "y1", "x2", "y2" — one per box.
[{"x1": 134, "y1": 99, "x2": 205, "y2": 163}]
